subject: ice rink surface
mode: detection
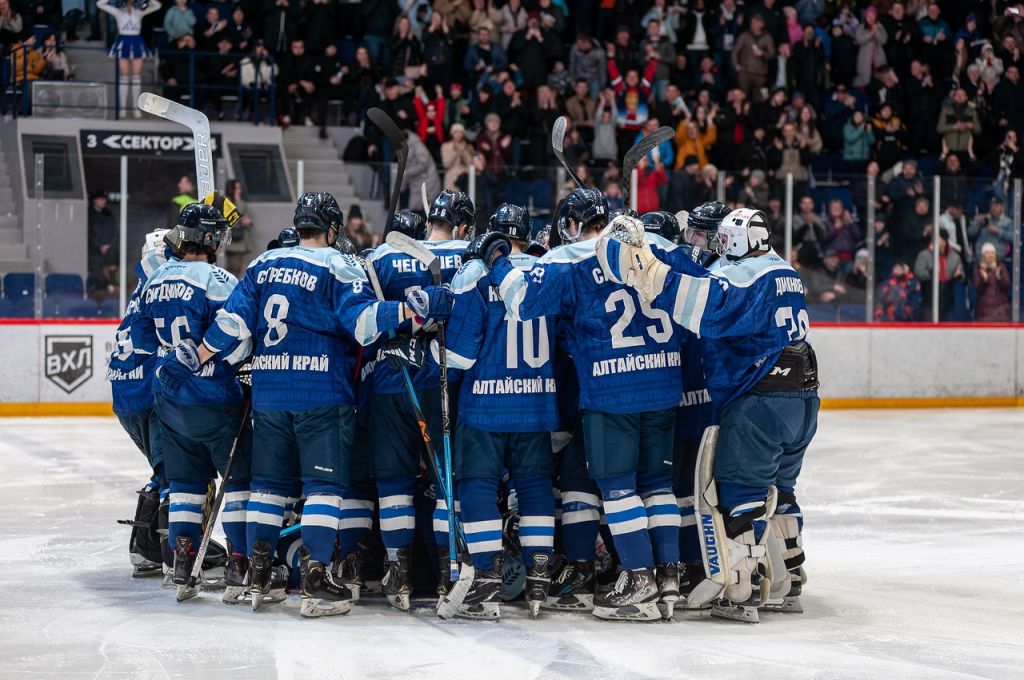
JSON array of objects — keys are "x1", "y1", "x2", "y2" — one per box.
[{"x1": 1, "y1": 410, "x2": 1023, "y2": 680}]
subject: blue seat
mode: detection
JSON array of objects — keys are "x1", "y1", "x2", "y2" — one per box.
[
  {"x1": 3, "y1": 272, "x2": 37, "y2": 302},
  {"x1": 61, "y1": 299, "x2": 99, "y2": 318},
  {"x1": 43, "y1": 297, "x2": 61, "y2": 318},
  {"x1": 838, "y1": 304, "x2": 867, "y2": 322},
  {"x1": 45, "y1": 273, "x2": 85, "y2": 299},
  {"x1": 806, "y1": 303, "x2": 838, "y2": 323},
  {"x1": 98, "y1": 298, "x2": 122, "y2": 319}
]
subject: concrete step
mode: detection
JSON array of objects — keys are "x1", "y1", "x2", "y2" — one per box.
[
  {"x1": 0, "y1": 215, "x2": 18, "y2": 230},
  {"x1": 283, "y1": 144, "x2": 340, "y2": 160},
  {"x1": 283, "y1": 126, "x2": 326, "y2": 140},
  {"x1": 301, "y1": 184, "x2": 355, "y2": 199},
  {"x1": 0, "y1": 188, "x2": 12, "y2": 204},
  {"x1": 0, "y1": 228, "x2": 21, "y2": 245},
  {"x1": 0, "y1": 258, "x2": 33, "y2": 273},
  {"x1": 0, "y1": 173, "x2": 12, "y2": 189},
  {"x1": 288, "y1": 160, "x2": 349, "y2": 180},
  {"x1": 0, "y1": 243, "x2": 28, "y2": 260}
]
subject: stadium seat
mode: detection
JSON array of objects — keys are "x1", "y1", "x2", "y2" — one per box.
[
  {"x1": 98, "y1": 298, "x2": 121, "y2": 319},
  {"x1": 806, "y1": 303, "x2": 838, "y2": 323},
  {"x1": 2, "y1": 273, "x2": 37, "y2": 302},
  {"x1": 45, "y1": 273, "x2": 85, "y2": 300},
  {"x1": 60, "y1": 299, "x2": 99, "y2": 319},
  {"x1": 838, "y1": 304, "x2": 867, "y2": 322},
  {"x1": 43, "y1": 297, "x2": 60, "y2": 318}
]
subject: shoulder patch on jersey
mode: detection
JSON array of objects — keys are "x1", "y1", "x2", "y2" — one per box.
[
  {"x1": 539, "y1": 240, "x2": 595, "y2": 264},
  {"x1": 452, "y1": 259, "x2": 488, "y2": 293}
]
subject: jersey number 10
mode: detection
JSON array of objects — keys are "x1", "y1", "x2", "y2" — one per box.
[{"x1": 506, "y1": 318, "x2": 550, "y2": 369}]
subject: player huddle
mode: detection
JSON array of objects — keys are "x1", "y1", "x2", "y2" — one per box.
[{"x1": 110, "y1": 180, "x2": 819, "y2": 625}]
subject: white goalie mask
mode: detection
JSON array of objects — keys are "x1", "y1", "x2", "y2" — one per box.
[{"x1": 715, "y1": 208, "x2": 771, "y2": 259}]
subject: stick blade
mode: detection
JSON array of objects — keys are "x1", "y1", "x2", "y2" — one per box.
[
  {"x1": 386, "y1": 231, "x2": 436, "y2": 268},
  {"x1": 137, "y1": 92, "x2": 169, "y2": 116},
  {"x1": 551, "y1": 116, "x2": 568, "y2": 153}
]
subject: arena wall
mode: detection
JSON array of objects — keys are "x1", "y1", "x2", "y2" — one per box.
[{"x1": 0, "y1": 321, "x2": 1022, "y2": 415}]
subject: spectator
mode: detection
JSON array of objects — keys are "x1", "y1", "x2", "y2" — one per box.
[
  {"x1": 406, "y1": 0, "x2": 432, "y2": 40},
  {"x1": 969, "y1": 197, "x2": 1014, "y2": 261},
  {"x1": 469, "y1": 0, "x2": 502, "y2": 37},
  {"x1": 644, "y1": 0, "x2": 682, "y2": 46},
  {"x1": 87, "y1": 189, "x2": 117, "y2": 292},
  {"x1": 223, "y1": 179, "x2": 253, "y2": 279},
  {"x1": 973, "y1": 242, "x2": 1013, "y2": 322},
  {"x1": 499, "y1": 0, "x2": 527, "y2": 49},
  {"x1": 402, "y1": 129, "x2": 441, "y2": 210},
  {"x1": 391, "y1": 15, "x2": 423, "y2": 80},
  {"x1": 206, "y1": 37, "x2": 240, "y2": 118},
  {"x1": 0, "y1": 0, "x2": 27, "y2": 56},
  {"x1": 264, "y1": 0, "x2": 300, "y2": 56},
  {"x1": 568, "y1": 32, "x2": 606, "y2": 97},
  {"x1": 337, "y1": 46, "x2": 377, "y2": 125},
  {"x1": 731, "y1": 14, "x2": 776, "y2": 97},
  {"x1": 937, "y1": 88, "x2": 981, "y2": 160},
  {"x1": 163, "y1": 0, "x2": 196, "y2": 42},
  {"x1": 635, "y1": 153, "x2": 667, "y2": 214},
  {"x1": 227, "y1": 6, "x2": 253, "y2": 51},
  {"x1": 593, "y1": 90, "x2": 618, "y2": 162},
  {"x1": 536, "y1": 0, "x2": 563, "y2": 36},
  {"x1": 9, "y1": 38, "x2": 44, "y2": 85},
  {"x1": 509, "y1": 12, "x2": 559, "y2": 89},
  {"x1": 469, "y1": 152, "x2": 500, "y2": 231},
  {"x1": 770, "y1": 122, "x2": 811, "y2": 192},
  {"x1": 842, "y1": 110, "x2": 876, "y2": 173},
  {"x1": 872, "y1": 215, "x2": 894, "y2": 280},
  {"x1": 635, "y1": 117, "x2": 674, "y2": 169},
  {"x1": 360, "y1": 0, "x2": 398, "y2": 67},
  {"x1": 739, "y1": 169, "x2": 770, "y2": 208},
  {"x1": 665, "y1": 154, "x2": 700, "y2": 214},
  {"x1": 239, "y1": 39, "x2": 276, "y2": 123},
  {"x1": 883, "y1": 159, "x2": 926, "y2": 225},
  {"x1": 278, "y1": 39, "x2": 316, "y2": 126},
  {"x1": 855, "y1": 7, "x2": 888, "y2": 88},
  {"x1": 893, "y1": 196, "x2": 934, "y2": 264},
  {"x1": 98, "y1": 0, "x2": 162, "y2": 119},
  {"x1": 790, "y1": 23, "x2": 826, "y2": 106},
  {"x1": 875, "y1": 261, "x2": 922, "y2": 322},
  {"x1": 793, "y1": 195, "x2": 827, "y2": 263},
  {"x1": 938, "y1": 200, "x2": 971, "y2": 263},
  {"x1": 343, "y1": 205, "x2": 373, "y2": 251},
  {"x1": 464, "y1": 27, "x2": 508, "y2": 78},
  {"x1": 914, "y1": 228, "x2": 964, "y2": 321},
  {"x1": 828, "y1": 22, "x2": 858, "y2": 88},
  {"x1": 872, "y1": 104, "x2": 905, "y2": 172},
  {"x1": 641, "y1": 18, "x2": 675, "y2": 100},
  {"x1": 159, "y1": 34, "x2": 197, "y2": 106},
  {"x1": 169, "y1": 174, "x2": 196, "y2": 223},
  {"x1": 475, "y1": 112, "x2": 512, "y2": 176},
  {"x1": 882, "y1": 2, "x2": 918, "y2": 79},
  {"x1": 694, "y1": 163, "x2": 719, "y2": 207},
  {"x1": 673, "y1": 118, "x2": 713, "y2": 170},
  {"x1": 987, "y1": 129, "x2": 1024, "y2": 205},
  {"x1": 737, "y1": 125, "x2": 772, "y2": 174},
  {"x1": 197, "y1": 4, "x2": 228, "y2": 51},
  {"x1": 527, "y1": 84, "x2": 560, "y2": 166},
  {"x1": 444, "y1": 81, "x2": 471, "y2": 129},
  {"x1": 27, "y1": 0, "x2": 62, "y2": 30},
  {"x1": 800, "y1": 248, "x2": 842, "y2": 304},
  {"x1": 992, "y1": 64, "x2": 1024, "y2": 138},
  {"x1": 837, "y1": 248, "x2": 870, "y2": 307},
  {"x1": 39, "y1": 32, "x2": 69, "y2": 80},
  {"x1": 440, "y1": 122, "x2": 473, "y2": 190},
  {"x1": 974, "y1": 42, "x2": 1004, "y2": 88},
  {"x1": 918, "y1": 2, "x2": 953, "y2": 80},
  {"x1": 566, "y1": 79, "x2": 596, "y2": 139},
  {"x1": 795, "y1": 105, "x2": 822, "y2": 154},
  {"x1": 823, "y1": 198, "x2": 862, "y2": 268},
  {"x1": 422, "y1": 12, "x2": 454, "y2": 86},
  {"x1": 939, "y1": 153, "x2": 968, "y2": 210},
  {"x1": 413, "y1": 83, "x2": 446, "y2": 162},
  {"x1": 608, "y1": 53, "x2": 656, "y2": 159}
]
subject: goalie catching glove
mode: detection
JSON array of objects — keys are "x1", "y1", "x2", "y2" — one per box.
[{"x1": 595, "y1": 215, "x2": 671, "y2": 302}]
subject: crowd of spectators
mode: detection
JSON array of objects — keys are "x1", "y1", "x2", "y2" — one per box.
[{"x1": 5, "y1": 0, "x2": 1024, "y2": 321}]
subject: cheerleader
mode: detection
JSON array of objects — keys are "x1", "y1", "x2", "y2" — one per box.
[{"x1": 98, "y1": 0, "x2": 161, "y2": 118}]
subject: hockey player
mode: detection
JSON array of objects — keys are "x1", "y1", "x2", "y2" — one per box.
[
  {"x1": 366, "y1": 190, "x2": 473, "y2": 611},
  {"x1": 181, "y1": 192, "x2": 455, "y2": 618},
  {"x1": 609, "y1": 208, "x2": 820, "y2": 623},
  {"x1": 437, "y1": 203, "x2": 559, "y2": 619},
  {"x1": 466, "y1": 191, "x2": 688, "y2": 621},
  {"x1": 108, "y1": 229, "x2": 172, "y2": 578},
  {"x1": 130, "y1": 203, "x2": 251, "y2": 604}
]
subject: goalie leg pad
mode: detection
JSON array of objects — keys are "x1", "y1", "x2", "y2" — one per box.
[{"x1": 129, "y1": 485, "x2": 164, "y2": 567}]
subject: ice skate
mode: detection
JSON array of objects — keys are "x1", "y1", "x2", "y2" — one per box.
[
  {"x1": 655, "y1": 563, "x2": 680, "y2": 619},
  {"x1": 761, "y1": 571, "x2": 805, "y2": 614},
  {"x1": 711, "y1": 596, "x2": 760, "y2": 623},
  {"x1": 592, "y1": 567, "x2": 661, "y2": 621},
  {"x1": 222, "y1": 554, "x2": 249, "y2": 605},
  {"x1": 543, "y1": 558, "x2": 596, "y2": 611},
  {"x1": 337, "y1": 546, "x2": 366, "y2": 602},
  {"x1": 525, "y1": 553, "x2": 552, "y2": 617},
  {"x1": 678, "y1": 563, "x2": 712, "y2": 610},
  {"x1": 299, "y1": 546, "x2": 352, "y2": 618},
  {"x1": 130, "y1": 554, "x2": 163, "y2": 578},
  {"x1": 199, "y1": 540, "x2": 227, "y2": 588},
  {"x1": 454, "y1": 555, "x2": 504, "y2": 620},
  {"x1": 248, "y1": 540, "x2": 276, "y2": 612},
  {"x1": 172, "y1": 536, "x2": 199, "y2": 603},
  {"x1": 382, "y1": 547, "x2": 412, "y2": 612}
]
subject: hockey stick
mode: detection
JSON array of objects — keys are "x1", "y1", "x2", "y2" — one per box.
[
  {"x1": 551, "y1": 116, "x2": 585, "y2": 189},
  {"x1": 188, "y1": 399, "x2": 251, "y2": 589},
  {"x1": 138, "y1": 93, "x2": 214, "y2": 200},
  {"x1": 367, "y1": 107, "x2": 409, "y2": 237},
  {"x1": 620, "y1": 125, "x2": 674, "y2": 209},
  {"x1": 421, "y1": 182, "x2": 430, "y2": 216},
  {"x1": 385, "y1": 233, "x2": 457, "y2": 583}
]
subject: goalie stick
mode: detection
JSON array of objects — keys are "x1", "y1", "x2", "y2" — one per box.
[
  {"x1": 137, "y1": 93, "x2": 214, "y2": 200},
  {"x1": 620, "y1": 125, "x2": 674, "y2": 209},
  {"x1": 551, "y1": 116, "x2": 585, "y2": 189},
  {"x1": 367, "y1": 107, "x2": 409, "y2": 237},
  {"x1": 385, "y1": 231, "x2": 469, "y2": 619}
]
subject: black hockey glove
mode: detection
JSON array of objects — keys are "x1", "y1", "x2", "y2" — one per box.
[
  {"x1": 379, "y1": 334, "x2": 427, "y2": 370},
  {"x1": 464, "y1": 232, "x2": 512, "y2": 266},
  {"x1": 525, "y1": 240, "x2": 548, "y2": 258}
]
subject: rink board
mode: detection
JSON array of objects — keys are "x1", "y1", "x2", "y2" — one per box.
[{"x1": 0, "y1": 320, "x2": 1022, "y2": 414}]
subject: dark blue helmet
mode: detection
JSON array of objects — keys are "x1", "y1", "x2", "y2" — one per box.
[
  {"x1": 293, "y1": 191, "x2": 343, "y2": 234},
  {"x1": 267, "y1": 226, "x2": 299, "y2": 250},
  {"x1": 488, "y1": 203, "x2": 531, "y2": 242},
  {"x1": 610, "y1": 207, "x2": 639, "y2": 221},
  {"x1": 559, "y1": 188, "x2": 609, "y2": 243},
  {"x1": 391, "y1": 210, "x2": 426, "y2": 240},
  {"x1": 641, "y1": 211, "x2": 680, "y2": 242},
  {"x1": 165, "y1": 202, "x2": 230, "y2": 259},
  {"x1": 683, "y1": 200, "x2": 730, "y2": 251},
  {"x1": 428, "y1": 189, "x2": 475, "y2": 233}
]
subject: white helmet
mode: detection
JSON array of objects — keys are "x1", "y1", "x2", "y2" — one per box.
[
  {"x1": 142, "y1": 228, "x2": 170, "y2": 259},
  {"x1": 716, "y1": 208, "x2": 770, "y2": 259}
]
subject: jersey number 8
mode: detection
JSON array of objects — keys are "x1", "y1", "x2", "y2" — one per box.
[{"x1": 263, "y1": 294, "x2": 290, "y2": 347}]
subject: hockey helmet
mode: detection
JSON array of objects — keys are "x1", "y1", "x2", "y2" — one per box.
[
  {"x1": 164, "y1": 203, "x2": 231, "y2": 256},
  {"x1": 428, "y1": 189, "x2": 475, "y2": 233},
  {"x1": 641, "y1": 211, "x2": 680, "y2": 242},
  {"x1": 390, "y1": 210, "x2": 427, "y2": 240},
  {"x1": 717, "y1": 208, "x2": 771, "y2": 259},
  {"x1": 293, "y1": 191, "x2": 343, "y2": 239},
  {"x1": 559, "y1": 188, "x2": 609, "y2": 243},
  {"x1": 488, "y1": 203, "x2": 532, "y2": 242}
]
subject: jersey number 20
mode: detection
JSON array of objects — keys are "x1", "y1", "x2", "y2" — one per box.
[{"x1": 775, "y1": 306, "x2": 809, "y2": 342}]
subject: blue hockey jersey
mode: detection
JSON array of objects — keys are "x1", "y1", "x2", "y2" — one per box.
[
  {"x1": 107, "y1": 249, "x2": 171, "y2": 416},
  {"x1": 131, "y1": 259, "x2": 246, "y2": 406},
  {"x1": 676, "y1": 333, "x2": 715, "y2": 441},
  {"x1": 490, "y1": 238, "x2": 698, "y2": 415},
  {"x1": 203, "y1": 246, "x2": 405, "y2": 412},
  {"x1": 442, "y1": 253, "x2": 559, "y2": 432},
  {"x1": 655, "y1": 249, "x2": 811, "y2": 408},
  {"x1": 367, "y1": 239, "x2": 466, "y2": 395}
]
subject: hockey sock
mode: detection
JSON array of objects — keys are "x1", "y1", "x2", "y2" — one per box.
[
  {"x1": 129, "y1": 75, "x2": 141, "y2": 112},
  {"x1": 718, "y1": 481, "x2": 770, "y2": 542},
  {"x1": 246, "y1": 482, "x2": 290, "y2": 554},
  {"x1": 221, "y1": 484, "x2": 250, "y2": 555},
  {"x1": 676, "y1": 493, "x2": 702, "y2": 564},
  {"x1": 168, "y1": 482, "x2": 208, "y2": 550},
  {"x1": 338, "y1": 482, "x2": 375, "y2": 557},
  {"x1": 118, "y1": 78, "x2": 130, "y2": 115},
  {"x1": 432, "y1": 495, "x2": 461, "y2": 553},
  {"x1": 459, "y1": 477, "x2": 502, "y2": 570},
  {"x1": 301, "y1": 486, "x2": 345, "y2": 564},
  {"x1": 377, "y1": 477, "x2": 416, "y2": 554},
  {"x1": 637, "y1": 471, "x2": 680, "y2": 565},
  {"x1": 515, "y1": 475, "x2": 556, "y2": 564},
  {"x1": 559, "y1": 487, "x2": 600, "y2": 561},
  {"x1": 596, "y1": 475, "x2": 654, "y2": 570}
]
